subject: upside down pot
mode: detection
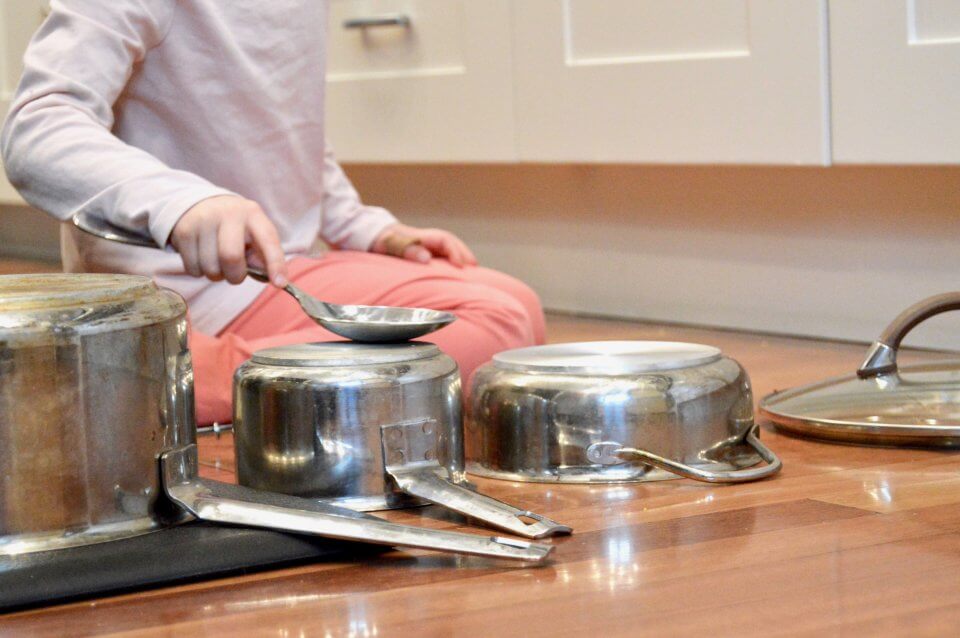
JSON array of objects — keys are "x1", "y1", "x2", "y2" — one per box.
[
  {"x1": 466, "y1": 341, "x2": 782, "y2": 484},
  {"x1": 0, "y1": 274, "x2": 554, "y2": 562}
]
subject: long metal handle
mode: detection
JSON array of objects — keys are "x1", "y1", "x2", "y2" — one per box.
[
  {"x1": 857, "y1": 292, "x2": 960, "y2": 378},
  {"x1": 387, "y1": 467, "x2": 571, "y2": 539},
  {"x1": 585, "y1": 425, "x2": 781, "y2": 484},
  {"x1": 380, "y1": 419, "x2": 571, "y2": 538},
  {"x1": 344, "y1": 14, "x2": 411, "y2": 29},
  {"x1": 73, "y1": 211, "x2": 157, "y2": 248},
  {"x1": 160, "y1": 446, "x2": 552, "y2": 563}
]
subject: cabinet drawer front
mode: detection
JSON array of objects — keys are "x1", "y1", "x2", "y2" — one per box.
[
  {"x1": 329, "y1": 1, "x2": 464, "y2": 80},
  {"x1": 831, "y1": 0, "x2": 960, "y2": 164},
  {"x1": 326, "y1": 0, "x2": 515, "y2": 162},
  {"x1": 513, "y1": 0, "x2": 830, "y2": 165}
]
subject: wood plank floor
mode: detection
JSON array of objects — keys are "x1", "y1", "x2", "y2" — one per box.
[{"x1": 3, "y1": 305, "x2": 960, "y2": 636}]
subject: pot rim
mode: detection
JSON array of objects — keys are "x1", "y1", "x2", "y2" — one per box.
[
  {"x1": 250, "y1": 341, "x2": 443, "y2": 367},
  {"x1": 491, "y1": 340, "x2": 723, "y2": 375}
]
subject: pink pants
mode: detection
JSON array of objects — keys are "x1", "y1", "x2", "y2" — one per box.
[{"x1": 189, "y1": 253, "x2": 546, "y2": 425}]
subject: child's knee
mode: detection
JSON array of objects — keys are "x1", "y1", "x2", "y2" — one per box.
[{"x1": 459, "y1": 292, "x2": 536, "y2": 349}]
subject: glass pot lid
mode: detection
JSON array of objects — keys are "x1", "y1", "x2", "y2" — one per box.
[{"x1": 760, "y1": 292, "x2": 960, "y2": 447}]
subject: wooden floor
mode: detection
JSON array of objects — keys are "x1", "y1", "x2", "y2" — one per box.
[{"x1": 4, "y1": 310, "x2": 960, "y2": 635}]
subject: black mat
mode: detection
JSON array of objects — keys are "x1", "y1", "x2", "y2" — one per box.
[{"x1": 0, "y1": 522, "x2": 379, "y2": 613}]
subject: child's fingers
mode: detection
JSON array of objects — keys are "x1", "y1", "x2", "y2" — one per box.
[
  {"x1": 456, "y1": 238, "x2": 478, "y2": 266},
  {"x1": 421, "y1": 232, "x2": 467, "y2": 267},
  {"x1": 176, "y1": 234, "x2": 202, "y2": 278},
  {"x1": 198, "y1": 220, "x2": 223, "y2": 280},
  {"x1": 218, "y1": 217, "x2": 248, "y2": 284},
  {"x1": 402, "y1": 244, "x2": 431, "y2": 264},
  {"x1": 246, "y1": 212, "x2": 288, "y2": 287}
]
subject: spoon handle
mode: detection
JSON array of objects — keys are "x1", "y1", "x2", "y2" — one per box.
[{"x1": 245, "y1": 267, "x2": 271, "y2": 284}]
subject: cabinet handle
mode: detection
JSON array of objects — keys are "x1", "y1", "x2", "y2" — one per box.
[{"x1": 343, "y1": 14, "x2": 411, "y2": 29}]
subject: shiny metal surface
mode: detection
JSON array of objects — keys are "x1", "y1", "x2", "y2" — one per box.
[
  {"x1": 586, "y1": 424, "x2": 781, "y2": 483},
  {"x1": 161, "y1": 445, "x2": 553, "y2": 563},
  {"x1": 762, "y1": 292, "x2": 960, "y2": 447},
  {"x1": 343, "y1": 13, "x2": 411, "y2": 29},
  {"x1": 382, "y1": 419, "x2": 571, "y2": 538},
  {"x1": 250, "y1": 341, "x2": 443, "y2": 367},
  {"x1": 467, "y1": 341, "x2": 774, "y2": 484},
  {"x1": 492, "y1": 341, "x2": 722, "y2": 374},
  {"x1": 234, "y1": 342, "x2": 570, "y2": 536},
  {"x1": 234, "y1": 342, "x2": 465, "y2": 511},
  {"x1": 0, "y1": 276, "x2": 555, "y2": 560},
  {"x1": 74, "y1": 212, "x2": 456, "y2": 343},
  {"x1": 0, "y1": 274, "x2": 193, "y2": 555}
]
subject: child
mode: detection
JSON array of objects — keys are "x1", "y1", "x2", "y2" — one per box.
[{"x1": 1, "y1": 1, "x2": 544, "y2": 424}]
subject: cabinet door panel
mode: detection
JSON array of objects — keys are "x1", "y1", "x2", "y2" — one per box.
[
  {"x1": 513, "y1": 0, "x2": 830, "y2": 164},
  {"x1": 1, "y1": 0, "x2": 48, "y2": 204},
  {"x1": 325, "y1": 0, "x2": 516, "y2": 162},
  {"x1": 831, "y1": 0, "x2": 960, "y2": 163}
]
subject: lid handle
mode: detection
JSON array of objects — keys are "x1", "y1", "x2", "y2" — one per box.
[{"x1": 857, "y1": 292, "x2": 960, "y2": 378}]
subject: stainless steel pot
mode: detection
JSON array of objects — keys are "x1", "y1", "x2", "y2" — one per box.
[
  {"x1": 0, "y1": 274, "x2": 191, "y2": 552},
  {"x1": 466, "y1": 341, "x2": 782, "y2": 484},
  {"x1": 233, "y1": 342, "x2": 570, "y2": 538},
  {"x1": 0, "y1": 274, "x2": 553, "y2": 562}
]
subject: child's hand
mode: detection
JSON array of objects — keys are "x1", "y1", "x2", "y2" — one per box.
[
  {"x1": 372, "y1": 223, "x2": 478, "y2": 268},
  {"x1": 170, "y1": 195, "x2": 288, "y2": 286}
]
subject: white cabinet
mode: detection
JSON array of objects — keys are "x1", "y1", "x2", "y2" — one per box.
[
  {"x1": 512, "y1": 0, "x2": 830, "y2": 164},
  {"x1": 830, "y1": 0, "x2": 960, "y2": 163},
  {"x1": 324, "y1": 0, "x2": 516, "y2": 162},
  {"x1": 1, "y1": 0, "x2": 47, "y2": 204}
]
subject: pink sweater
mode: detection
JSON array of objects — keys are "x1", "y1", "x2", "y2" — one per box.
[{"x1": 0, "y1": 0, "x2": 397, "y2": 334}]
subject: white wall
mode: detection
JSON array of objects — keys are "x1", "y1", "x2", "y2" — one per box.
[
  {"x1": 343, "y1": 164, "x2": 960, "y2": 350},
  {"x1": 0, "y1": 203, "x2": 59, "y2": 262}
]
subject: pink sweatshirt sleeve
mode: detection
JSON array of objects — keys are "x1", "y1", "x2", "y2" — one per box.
[
  {"x1": 318, "y1": 142, "x2": 397, "y2": 251},
  {"x1": 0, "y1": 0, "x2": 234, "y2": 247}
]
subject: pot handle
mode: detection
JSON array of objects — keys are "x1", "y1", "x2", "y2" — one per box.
[
  {"x1": 386, "y1": 467, "x2": 572, "y2": 539},
  {"x1": 857, "y1": 292, "x2": 960, "y2": 378},
  {"x1": 159, "y1": 445, "x2": 554, "y2": 562},
  {"x1": 381, "y1": 420, "x2": 572, "y2": 539},
  {"x1": 585, "y1": 424, "x2": 781, "y2": 484}
]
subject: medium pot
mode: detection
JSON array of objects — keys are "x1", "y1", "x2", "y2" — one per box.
[
  {"x1": 466, "y1": 341, "x2": 781, "y2": 484},
  {"x1": 0, "y1": 274, "x2": 553, "y2": 562},
  {"x1": 232, "y1": 342, "x2": 570, "y2": 538}
]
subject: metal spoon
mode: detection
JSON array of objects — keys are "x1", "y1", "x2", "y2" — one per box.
[{"x1": 72, "y1": 211, "x2": 456, "y2": 342}]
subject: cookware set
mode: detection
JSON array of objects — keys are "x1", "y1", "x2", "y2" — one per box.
[
  {"x1": 0, "y1": 274, "x2": 553, "y2": 562},
  {"x1": 232, "y1": 341, "x2": 570, "y2": 538},
  {"x1": 3, "y1": 212, "x2": 955, "y2": 605}
]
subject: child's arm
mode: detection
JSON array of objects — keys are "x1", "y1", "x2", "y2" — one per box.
[{"x1": 0, "y1": 0, "x2": 286, "y2": 285}]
